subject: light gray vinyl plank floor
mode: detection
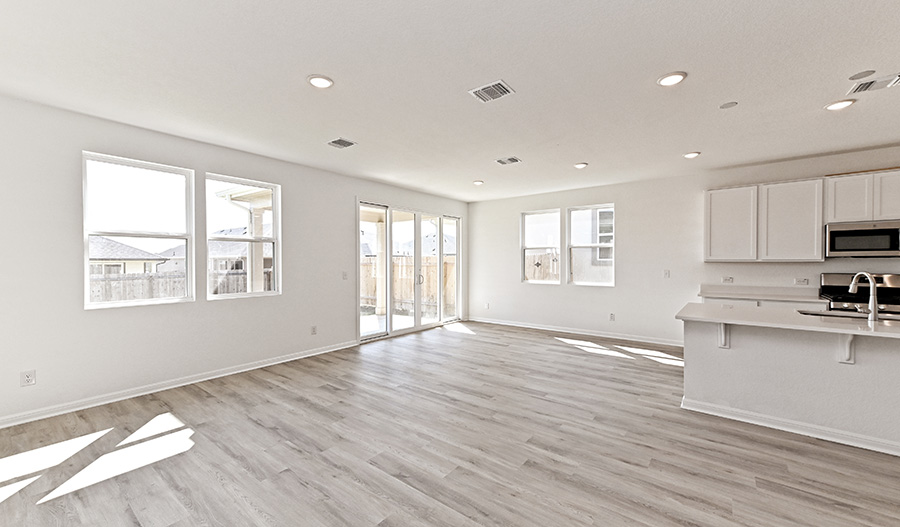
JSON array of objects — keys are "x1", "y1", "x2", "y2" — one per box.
[{"x1": 2, "y1": 321, "x2": 898, "y2": 526}]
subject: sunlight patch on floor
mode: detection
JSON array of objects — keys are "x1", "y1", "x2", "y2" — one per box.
[
  {"x1": 117, "y1": 412, "x2": 186, "y2": 447},
  {"x1": 0, "y1": 476, "x2": 41, "y2": 505},
  {"x1": 556, "y1": 337, "x2": 602, "y2": 348},
  {"x1": 556, "y1": 337, "x2": 682, "y2": 366},
  {"x1": 0, "y1": 428, "x2": 112, "y2": 486},
  {"x1": 0, "y1": 413, "x2": 195, "y2": 506},
  {"x1": 576, "y1": 345, "x2": 635, "y2": 359},
  {"x1": 442, "y1": 323, "x2": 476, "y2": 335},
  {"x1": 38, "y1": 428, "x2": 195, "y2": 504},
  {"x1": 616, "y1": 345, "x2": 680, "y2": 360},
  {"x1": 643, "y1": 356, "x2": 685, "y2": 367}
]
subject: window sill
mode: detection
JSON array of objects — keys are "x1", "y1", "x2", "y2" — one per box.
[
  {"x1": 84, "y1": 296, "x2": 195, "y2": 310},
  {"x1": 571, "y1": 281, "x2": 615, "y2": 287},
  {"x1": 207, "y1": 290, "x2": 282, "y2": 301}
]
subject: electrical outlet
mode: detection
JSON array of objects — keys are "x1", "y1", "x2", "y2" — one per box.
[
  {"x1": 20, "y1": 370, "x2": 36, "y2": 387},
  {"x1": 342, "y1": 271, "x2": 348, "y2": 280},
  {"x1": 484, "y1": 302, "x2": 490, "y2": 310},
  {"x1": 609, "y1": 313, "x2": 615, "y2": 322},
  {"x1": 794, "y1": 278, "x2": 809, "y2": 286},
  {"x1": 664, "y1": 269, "x2": 671, "y2": 279},
  {"x1": 722, "y1": 276, "x2": 734, "y2": 284},
  {"x1": 310, "y1": 326, "x2": 317, "y2": 336}
]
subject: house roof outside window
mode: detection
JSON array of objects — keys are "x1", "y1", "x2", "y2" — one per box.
[{"x1": 89, "y1": 236, "x2": 166, "y2": 261}]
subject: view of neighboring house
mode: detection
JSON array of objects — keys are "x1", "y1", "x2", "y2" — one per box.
[
  {"x1": 89, "y1": 224, "x2": 275, "y2": 301},
  {"x1": 158, "y1": 224, "x2": 274, "y2": 274},
  {"x1": 409, "y1": 232, "x2": 456, "y2": 256},
  {"x1": 360, "y1": 231, "x2": 456, "y2": 257},
  {"x1": 88, "y1": 236, "x2": 166, "y2": 275},
  {"x1": 90, "y1": 226, "x2": 273, "y2": 279}
]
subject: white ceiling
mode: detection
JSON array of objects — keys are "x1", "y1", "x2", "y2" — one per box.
[{"x1": 2, "y1": 1, "x2": 899, "y2": 202}]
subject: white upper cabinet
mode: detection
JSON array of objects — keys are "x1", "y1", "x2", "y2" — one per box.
[
  {"x1": 824, "y1": 174, "x2": 872, "y2": 223},
  {"x1": 705, "y1": 186, "x2": 758, "y2": 261},
  {"x1": 874, "y1": 170, "x2": 900, "y2": 220},
  {"x1": 825, "y1": 170, "x2": 900, "y2": 222},
  {"x1": 758, "y1": 179, "x2": 824, "y2": 261}
]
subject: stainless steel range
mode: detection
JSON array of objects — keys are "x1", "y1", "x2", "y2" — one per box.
[{"x1": 819, "y1": 273, "x2": 900, "y2": 314}]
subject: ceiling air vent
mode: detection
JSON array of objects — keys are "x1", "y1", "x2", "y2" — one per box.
[
  {"x1": 328, "y1": 138, "x2": 356, "y2": 149},
  {"x1": 469, "y1": 80, "x2": 515, "y2": 102},
  {"x1": 847, "y1": 73, "x2": 900, "y2": 95},
  {"x1": 496, "y1": 157, "x2": 522, "y2": 165}
]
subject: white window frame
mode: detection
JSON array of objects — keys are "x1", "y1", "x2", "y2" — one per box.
[
  {"x1": 205, "y1": 172, "x2": 282, "y2": 300},
  {"x1": 567, "y1": 204, "x2": 615, "y2": 287},
  {"x1": 521, "y1": 209, "x2": 561, "y2": 284},
  {"x1": 83, "y1": 151, "x2": 195, "y2": 309}
]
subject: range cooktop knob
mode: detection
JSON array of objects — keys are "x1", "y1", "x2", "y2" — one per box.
[{"x1": 842, "y1": 303, "x2": 850, "y2": 308}]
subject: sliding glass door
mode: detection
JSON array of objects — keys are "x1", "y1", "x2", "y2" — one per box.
[
  {"x1": 360, "y1": 202, "x2": 459, "y2": 339},
  {"x1": 442, "y1": 217, "x2": 458, "y2": 321},
  {"x1": 420, "y1": 215, "x2": 441, "y2": 326},
  {"x1": 391, "y1": 210, "x2": 416, "y2": 332},
  {"x1": 359, "y1": 204, "x2": 388, "y2": 338}
]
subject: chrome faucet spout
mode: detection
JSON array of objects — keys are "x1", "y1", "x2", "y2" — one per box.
[{"x1": 849, "y1": 272, "x2": 879, "y2": 322}]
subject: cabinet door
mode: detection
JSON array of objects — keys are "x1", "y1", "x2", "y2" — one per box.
[
  {"x1": 758, "y1": 179, "x2": 824, "y2": 261},
  {"x1": 874, "y1": 170, "x2": 900, "y2": 220},
  {"x1": 705, "y1": 186, "x2": 758, "y2": 261},
  {"x1": 824, "y1": 174, "x2": 873, "y2": 223}
]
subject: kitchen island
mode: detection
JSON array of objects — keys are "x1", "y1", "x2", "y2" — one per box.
[{"x1": 676, "y1": 302, "x2": 900, "y2": 456}]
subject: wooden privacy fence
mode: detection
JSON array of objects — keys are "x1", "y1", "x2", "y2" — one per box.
[
  {"x1": 208, "y1": 270, "x2": 273, "y2": 295},
  {"x1": 90, "y1": 271, "x2": 274, "y2": 301},
  {"x1": 360, "y1": 256, "x2": 457, "y2": 315},
  {"x1": 524, "y1": 252, "x2": 559, "y2": 282},
  {"x1": 90, "y1": 272, "x2": 186, "y2": 302}
]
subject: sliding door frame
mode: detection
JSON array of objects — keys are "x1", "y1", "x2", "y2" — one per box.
[{"x1": 357, "y1": 199, "x2": 460, "y2": 342}]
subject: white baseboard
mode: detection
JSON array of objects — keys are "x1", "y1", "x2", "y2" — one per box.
[
  {"x1": 682, "y1": 397, "x2": 900, "y2": 457},
  {"x1": 466, "y1": 317, "x2": 683, "y2": 347},
  {"x1": 0, "y1": 340, "x2": 358, "y2": 430}
]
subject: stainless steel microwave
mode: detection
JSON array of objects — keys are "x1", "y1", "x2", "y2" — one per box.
[{"x1": 826, "y1": 220, "x2": 900, "y2": 257}]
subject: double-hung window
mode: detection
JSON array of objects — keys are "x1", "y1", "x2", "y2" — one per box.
[
  {"x1": 522, "y1": 210, "x2": 561, "y2": 283},
  {"x1": 206, "y1": 173, "x2": 281, "y2": 298},
  {"x1": 84, "y1": 152, "x2": 194, "y2": 308},
  {"x1": 568, "y1": 204, "x2": 614, "y2": 286}
]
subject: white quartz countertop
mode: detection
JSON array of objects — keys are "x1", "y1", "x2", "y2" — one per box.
[
  {"x1": 676, "y1": 302, "x2": 900, "y2": 339},
  {"x1": 698, "y1": 284, "x2": 825, "y2": 303}
]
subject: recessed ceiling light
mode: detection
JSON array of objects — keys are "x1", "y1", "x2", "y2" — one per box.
[
  {"x1": 825, "y1": 99, "x2": 856, "y2": 111},
  {"x1": 719, "y1": 101, "x2": 738, "y2": 109},
  {"x1": 683, "y1": 152, "x2": 701, "y2": 159},
  {"x1": 849, "y1": 70, "x2": 876, "y2": 81},
  {"x1": 307, "y1": 75, "x2": 333, "y2": 89},
  {"x1": 574, "y1": 163, "x2": 589, "y2": 169},
  {"x1": 473, "y1": 180, "x2": 484, "y2": 186},
  {"x1": 657, "y1": 72, "x2": 687, "y2": 87}
]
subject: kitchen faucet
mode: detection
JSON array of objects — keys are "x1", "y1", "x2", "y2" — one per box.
[{"x1": 849, "y1": 271, "x2": 879, "y2": 322}]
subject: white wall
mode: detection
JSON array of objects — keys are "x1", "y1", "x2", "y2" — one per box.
[
  {"x1": 469, "y1": 148, "x2": 900, "y2": 346},
  {"x1": 0, "y1": 95, "x2": 467, "y2": 426}
]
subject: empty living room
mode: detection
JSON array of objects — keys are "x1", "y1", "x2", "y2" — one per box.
[{"x1": 2, "y1": 2, "x2": 900, "y2": 526}]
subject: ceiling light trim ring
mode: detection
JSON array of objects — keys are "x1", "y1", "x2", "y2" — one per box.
[
  {"x1": 657, "y1": 71, "x2": 687, "y2": 87},
  {"x1": 307, "y1": 75, "x2": 334, "y2": 89},
  {"x1": 825, "y1": 99, "x2": 856, "y2": 111}
]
